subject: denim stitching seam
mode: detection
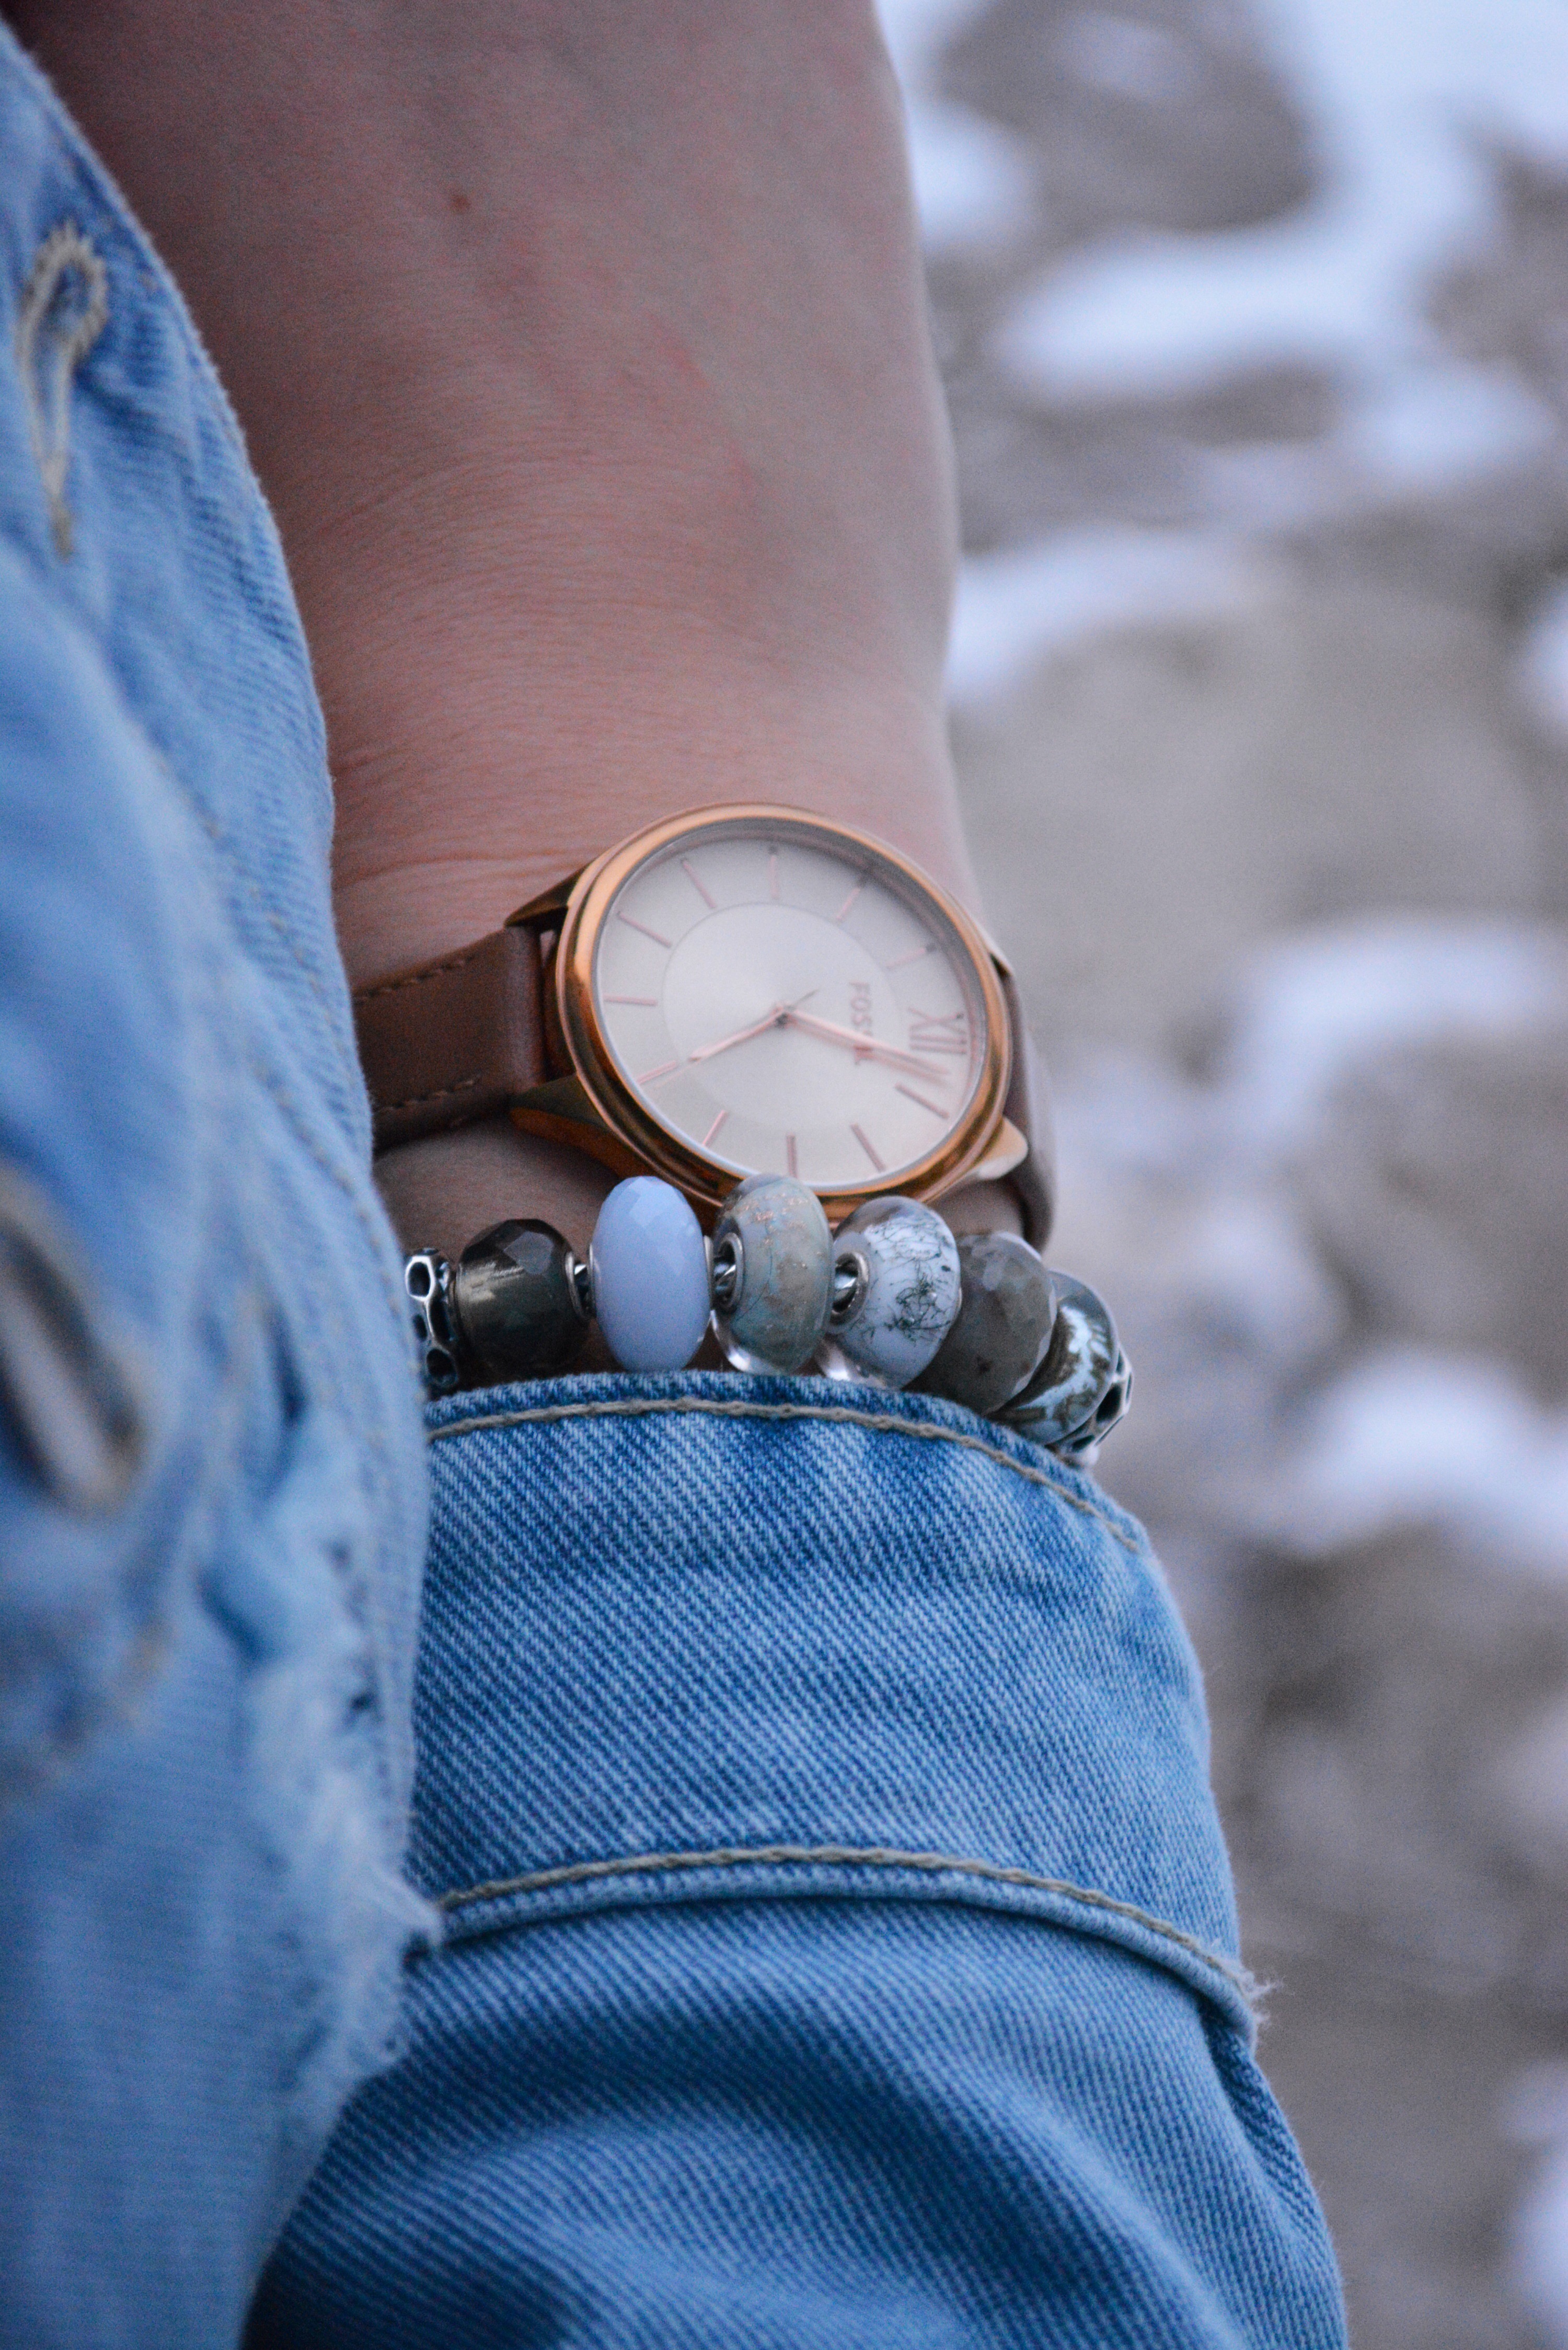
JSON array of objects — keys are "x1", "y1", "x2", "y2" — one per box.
[
  {"x1": 428, "y1": 1396, "x2": 1138, "y2": 1549},
  {"x1": 435, "y1": 1840, "x2": 1256, "y2": 2007}
]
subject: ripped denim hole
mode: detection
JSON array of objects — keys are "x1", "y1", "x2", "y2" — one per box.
[
  {"x1": 15, "y1": 221, "x2": 109, "y2": 558},
  {"x1": 0, "y1": 1162, "x2": 148, "y2": 1514}
]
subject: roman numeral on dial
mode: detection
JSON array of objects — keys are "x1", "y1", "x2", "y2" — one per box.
[{"x1": 908, "y1": 1009, "x2": 967, "y2": 1057}]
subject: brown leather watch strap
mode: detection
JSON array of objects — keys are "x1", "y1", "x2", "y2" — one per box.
[
  {"x1": 352, "y1": 925, "x2": 547, "y2": 1154},
  {"x1": 997, "y1": 964, "x2": 1055, "y2": 1251}
]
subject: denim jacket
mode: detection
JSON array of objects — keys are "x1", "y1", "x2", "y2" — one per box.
[{"x1": 0, "y1": 25, "x2": 1345, "y2": 2347}]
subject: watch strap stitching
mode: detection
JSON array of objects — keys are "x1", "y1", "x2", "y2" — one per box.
[
  {"x1": 376, "y1": 1074, "x2": 485, "y2": 1113},
  {"x1": 355, "y1": 944, "x2": 491, "y2": 1001}
]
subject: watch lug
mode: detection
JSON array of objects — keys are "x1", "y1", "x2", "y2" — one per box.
[
  {"x1": 965, "y1": 1115, "x2": 1030, "y2": 1185},
  {"x1": 505, "y1": 871, "x2": 584, "y2": 933}
]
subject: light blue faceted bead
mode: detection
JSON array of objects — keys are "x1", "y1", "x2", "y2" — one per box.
[
  {"x1": 711, "y1": 1175, "x2": 833, "y2": 1374},
  {"x1": 816, "y1": 1195, "x2": 962, "y2": 1390},
  {"x1": 590, "y1": 1178, "x2": 711, "y2": 1372}
]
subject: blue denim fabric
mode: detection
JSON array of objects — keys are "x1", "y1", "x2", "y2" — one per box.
[
  {"x1": 0, "y1": 27, "x2": 428, "y2": 2349},
  {"x1": 249, "y1": 1375, "x2": 1347, "y2": 2347}
]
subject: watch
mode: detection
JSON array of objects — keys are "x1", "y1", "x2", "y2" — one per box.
[{"x1": 352, "y1": 803, "x2": 1054, "y2": 1246}]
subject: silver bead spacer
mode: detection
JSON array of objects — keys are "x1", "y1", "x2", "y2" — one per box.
[
  {"x1": 404, "y1": 1248, "x2": 463, "y2": 1394},
  {"x1": 828, "y1": 1249, "x2": 868, "y2": 1326},
  {"x1": 710, "y1": 1232, "x2": 742, "y2": 1311}
]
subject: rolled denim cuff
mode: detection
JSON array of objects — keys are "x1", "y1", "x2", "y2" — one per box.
[{"x1": 414, "y1": 1370, "x2": 1254, "y2": 2040}]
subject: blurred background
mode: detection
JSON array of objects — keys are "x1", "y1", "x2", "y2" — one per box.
[{"x1": 875, "y1": 1, "x2": 1568, "y2": 2341}]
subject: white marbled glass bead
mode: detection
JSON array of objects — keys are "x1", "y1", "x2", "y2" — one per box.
[
  {"x1": 816, "y1": 1195, "x2": 962, "y2": 1390},
  {"x1": 590, "y1": 1178, "x2": 711, "y2": 1372},
  {"x1": 711, "y1": 1176, "x2": 834, "y2": 1375}
]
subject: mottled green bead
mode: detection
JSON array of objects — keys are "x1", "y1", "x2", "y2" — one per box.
[
  {"x1": 912, "y1": 1230, "x2": 1056, "y2": 1415},
  {"x1": 1002, "y1": 1272, "x2": 1120, "y2": 1448},
  {"x1": 452, "y1": 1218, "x2": 586, "y2": 1382},
  {"x1": 1054, "y1": 1344, "x2": 1133, "y2": 1461}
]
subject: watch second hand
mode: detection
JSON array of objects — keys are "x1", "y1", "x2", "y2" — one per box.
[{"x1": 686, "y1": 990, "x2": 818, "y2": 1065}]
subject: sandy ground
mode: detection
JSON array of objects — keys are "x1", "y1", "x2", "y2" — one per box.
[{"x1": 887, "y1": 1, "x2": 1568, "y2": 2339}]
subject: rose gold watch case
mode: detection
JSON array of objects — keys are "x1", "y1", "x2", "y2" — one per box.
[{"x1": 535, "y1": 803, "x2": 1013, "y2": 1224}]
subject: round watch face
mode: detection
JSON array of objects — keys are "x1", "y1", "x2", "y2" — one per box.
[{"x1": 556, "y1": 808, "x2": 1009, "y2": 1205}]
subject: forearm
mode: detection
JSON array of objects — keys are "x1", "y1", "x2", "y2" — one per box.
[
  {"x1": 12, "y1": 0, "x2": 969, "y2": 964},
  {"x1": 13, "y1": 0, "x2": 998, "y2": 1255}
]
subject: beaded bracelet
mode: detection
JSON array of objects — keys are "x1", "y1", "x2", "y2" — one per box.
[{"x1": 406, "y1": 1174, "x2": 1132, "y2": 1463}]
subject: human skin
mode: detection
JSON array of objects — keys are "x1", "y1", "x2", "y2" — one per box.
[{"x1": 9, "y1": 0, "x2": 1016, "y2": 1254}]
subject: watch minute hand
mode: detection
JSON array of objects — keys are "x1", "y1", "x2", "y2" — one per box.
[{"x1": 784, "y1": 1009, "x2": 950, "y2": 1080}]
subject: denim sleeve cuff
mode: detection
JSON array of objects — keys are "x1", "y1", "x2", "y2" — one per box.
[{"x1": 413, "y1": 1370, "x2": 1256, "y2": 2043}]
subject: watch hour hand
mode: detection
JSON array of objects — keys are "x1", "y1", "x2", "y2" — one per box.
[{"x1": 686, "y1": 989, "x2": 817, "y2": 1065}]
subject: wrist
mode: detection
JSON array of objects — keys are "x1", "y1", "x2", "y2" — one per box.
[
  {"x1": 330, "y1": 637, "x2": 976, "y2": 993},
  {"x1": 354, "y1": 798, "x2": 1045, "y2": 1266},
  {"x1": 366, "y1": 909, "x2": 1025, "y2": 1265},
  {"x1": 373, "y1": 1110, "x2": 1020, "y2": 1353}
]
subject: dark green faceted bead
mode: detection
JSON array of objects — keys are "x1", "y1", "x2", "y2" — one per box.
[
  {"x1": 912, "y1": 1230, "x2": 1056, "y2": 1415},
  {"x1": 452, "y1": 1218, "x2": 586, "y2": 1382}
]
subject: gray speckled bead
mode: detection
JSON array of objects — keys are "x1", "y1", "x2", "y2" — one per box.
[
  {"x1": 912, "y1": 1231, "x2": 1057, "y2": 1415},
  {"x1": 1001, "y1": 1272, "x2": 1120, "y2": 1449},
  {"x1": 816, "y1": 1195, "x2": 962, "y2": 1390},
  {"x1": 452, "y1": 1218, "x2": 587, "y2": 1382},
  {"x1": 711, "y1": 1176, "x2": 834, "y2": 1375}
]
